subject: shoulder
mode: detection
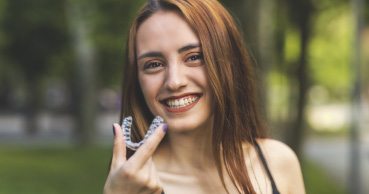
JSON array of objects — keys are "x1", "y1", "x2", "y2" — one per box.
[
  {"x1": 255, "y1": 138, "x2": 306, "y2": 194},
  {"x1": 256, "y1": 138, "x2": 299, "y2": 164}
]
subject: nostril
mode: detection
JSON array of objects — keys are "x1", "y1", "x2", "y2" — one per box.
[
  {"x1": 164, "y1": 66, "x2": 187, "y2": 90},
  {"x1": 165, "y1": 77, "x2": 187, "y2": 91}
]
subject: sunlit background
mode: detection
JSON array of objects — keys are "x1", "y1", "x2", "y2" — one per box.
[{"x1": 0, "y1": 0, "x2": 368, "y2": 193}]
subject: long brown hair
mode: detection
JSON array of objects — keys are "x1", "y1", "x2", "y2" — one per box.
[{"x1": 120, "y1": 0, "x2": 267, "y2": 193}]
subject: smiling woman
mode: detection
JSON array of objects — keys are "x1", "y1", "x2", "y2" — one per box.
[
  {"x1": 104, "y1": 0, "x2": 305, "y2": 194},
  {"x1": 137, "y1": 11, "x2": 212, "y2": 132}
]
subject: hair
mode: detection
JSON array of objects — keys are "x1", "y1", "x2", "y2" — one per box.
[{"x1": 120, "y1": 0, "x2": 267, "y2": 193}]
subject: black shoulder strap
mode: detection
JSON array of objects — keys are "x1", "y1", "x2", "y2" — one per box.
[{"x1": 254, "y1": 141, "x2": 280, "y2": 194}]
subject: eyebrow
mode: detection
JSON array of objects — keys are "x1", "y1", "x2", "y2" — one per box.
[
  {"x1": 137, "y1": 43, "x2": 201, "y2": 60},
  {"x1": 178, "y1": 43, "x2": 201, "y2": 53},
  {"x1": 137, "y1": 52, "x2": 163, "y2": 60}
]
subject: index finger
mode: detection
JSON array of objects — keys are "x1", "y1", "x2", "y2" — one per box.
[
  {"x1": 110, "y1": 123, "x2": 126, "y2": 170},
  {"x1": 127, "y1": 124, "x2": 167, "y2": 170}
]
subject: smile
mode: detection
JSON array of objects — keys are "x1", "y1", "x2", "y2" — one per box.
[{"x1": 161, "y1": 94, "x2": 201, "y2": 113}]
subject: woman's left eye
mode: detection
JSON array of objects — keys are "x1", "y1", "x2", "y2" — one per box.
[{"x1": 186, "y1": 54, "x2": 203, "y2": 62}]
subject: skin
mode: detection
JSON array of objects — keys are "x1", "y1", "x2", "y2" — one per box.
[
  {"x1": 136, "y1": 11, "x2": 213, "y2": 134},
  {"x1": 104, "y1": 11, "x2": 305, "y2": 194}
]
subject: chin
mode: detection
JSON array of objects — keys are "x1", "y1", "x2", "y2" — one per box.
[
  {"x1": 164, "y1": 114, "x2": 213, "y2": 133},
  {"x1": 167, "y1": 121, "x2": 196, "y2": 132}
]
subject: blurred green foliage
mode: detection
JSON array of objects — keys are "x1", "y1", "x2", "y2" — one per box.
[
  {"x1": 309, "y1": 4, "x2": 353, "y2": 102},
  {"x1": 0, "y1": 0, "x2": 362, "y2": 108},
  {"x1": 0, "y1": 0, "x2": 146, "y2": 90},
  {"x1": 3, "y1": 0, "x2": 68, "y2": 81},
  {"x1": 90, "y1": 0, "x2": 145, "y2": 86},
  {"x1": 276, "y1": 1, "x2": 353, "y2": 103}
]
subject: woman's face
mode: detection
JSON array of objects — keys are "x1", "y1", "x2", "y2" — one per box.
[{"x1": 136, "y1": 11, "x2": 213, "y2": 132}]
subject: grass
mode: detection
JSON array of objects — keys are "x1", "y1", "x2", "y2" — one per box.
[
  {"x1": 0, "y1": 146, "x2": 348, "y2": 194},
  {"x1": 302, "y1": 160, "x2": 348, "y2": 194},
  {"x1": 0, "y1": 146, "x2": 111, "y2": 194}
]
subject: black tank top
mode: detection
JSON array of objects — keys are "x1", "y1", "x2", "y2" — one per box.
[{"x1": 254, "y1": 141, "x2": 281, "y2": 194}]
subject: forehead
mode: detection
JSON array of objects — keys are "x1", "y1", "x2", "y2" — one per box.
[{"x1": 136, "y1": 11, "x2": 199, "y2": 55}]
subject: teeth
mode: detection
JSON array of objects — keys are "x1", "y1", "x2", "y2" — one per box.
[{"x1": 166, "y1": 96, "x2": 199, "y2": 108}]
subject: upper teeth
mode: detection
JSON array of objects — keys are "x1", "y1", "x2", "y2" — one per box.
[{"x1": 166, "y1": 96, "x2": 199, "y2": 108}]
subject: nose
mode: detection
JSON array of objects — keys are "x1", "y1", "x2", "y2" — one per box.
[{"x1": 164, "y1": 62, "x2": 187, "y2": 91}]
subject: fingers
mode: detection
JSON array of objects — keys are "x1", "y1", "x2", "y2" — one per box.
[
  {"x1": 106, "y1": 123, "x2": 166, "y2": 194},
  {"x1": 111, "y1": 123, "x2": 126, "y2": 170},
  {"x1": 128, "y1": 124, "x2": 168, "y2": 170}
]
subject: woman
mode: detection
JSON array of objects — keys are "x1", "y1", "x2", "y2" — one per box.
[{"x1": 104, "y1": 0, "x2": 305, "y2": 194}]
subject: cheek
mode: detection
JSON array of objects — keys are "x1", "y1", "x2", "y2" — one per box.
[
  {"x1": 193, "y1": 67, "x2": 210, "y2": 90},
  {"x1": 138, "y1": 74, "x2": 162, "y2": 106},
  {"x1": 196, "y1": 68, "x2": 213, "y2": 105},
  {"x1": 139, "y1": 77, "x2": 152, "y2": 102}
]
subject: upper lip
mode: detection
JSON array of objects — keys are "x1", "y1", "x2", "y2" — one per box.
[{"x1": 159, "y1": 93, "x2": 202, "y2": 102}]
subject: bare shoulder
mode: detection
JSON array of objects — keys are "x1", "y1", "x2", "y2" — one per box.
[
  {"x1": 256, "y1": 138, "x2": 299, "y2": 164},
  {"x1": 256, "y1": 138, "x2": 306, "y2": 194}
]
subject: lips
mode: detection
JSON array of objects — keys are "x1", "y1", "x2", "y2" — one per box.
[{"x1": 160, "y1": 94, "x2": 201, "y2": 113}]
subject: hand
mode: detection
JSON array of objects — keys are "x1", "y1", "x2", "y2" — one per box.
[{"x1": 104, "y1": 123, "x2": 167, "y2": 194}]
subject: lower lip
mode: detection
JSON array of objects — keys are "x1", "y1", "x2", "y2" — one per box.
[{"x1": 164, "y1": 97, "x2": 200, "y2": 113}]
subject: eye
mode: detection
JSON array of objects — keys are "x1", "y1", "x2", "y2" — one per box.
[
  {"x1": 186, "y1": 53, "x2": 203, "y2": 62},
  {"x1": 143, "y1": 61, "x2": 164, "y2": 70}
]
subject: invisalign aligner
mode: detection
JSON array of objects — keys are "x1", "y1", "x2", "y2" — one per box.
[{"x1": 122, "y1": 116, "x2": 164, "y2": 150}]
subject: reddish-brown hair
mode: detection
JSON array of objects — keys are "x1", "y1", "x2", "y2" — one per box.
[{"x1": 120, "y1": 0, "x2": 267, "y2": 193}]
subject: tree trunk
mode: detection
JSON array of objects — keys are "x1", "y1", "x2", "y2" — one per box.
[
  {"x1": 266, "y1": 0, "x2": 290, "y2": 139},
  {"x1": 24, "y1": 78, "x2": 40, "y2": 135},
  {"x1": 257, "y1": 0, "x2": 278, "y2": 123},
  {"x1": 66, "y1": 0, "x2": 97, "y2": 146},
  {"x1": 349, "y1": 0, "x2": 364, "y2": 193},
  {"x1": 285, "y1": 0, "x2": 313, "y2": 158}
]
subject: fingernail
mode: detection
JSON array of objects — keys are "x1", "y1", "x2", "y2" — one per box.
[
  {"x1": 162, "y1": 124, "x2": 168, "y2": 133},
  {"x1": 112, "y1": 124, "x2": 116, "y2": 136}
]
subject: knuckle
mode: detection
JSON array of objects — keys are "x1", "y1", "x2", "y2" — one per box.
[
  {"x1": 119, "y1": 167, "x2": 135, "y2": 180},
  {"x1": 145, "y1": 140, "x2": 157, "y2": 152},
  {"x1": 145, "y1": 181, "x2": 161, "y2": 192},
  {"x1": 150, "y1": 183, "x2": 161, "y2": 191}
]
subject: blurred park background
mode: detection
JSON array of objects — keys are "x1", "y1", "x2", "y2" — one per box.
[{"x1": 0, "y1": 0, "x2": 368, "y2": 193}]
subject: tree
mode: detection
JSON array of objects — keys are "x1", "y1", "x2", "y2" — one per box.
[
  {"x1": 66, "y1": 0, "x2": 98, "y2": 146},
  {"x1": 283, "y1": 0, "x2": 315, "y2": 157},
  {"x1": 2, "y1": 0, "x2": 68, "y2": 134}
]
